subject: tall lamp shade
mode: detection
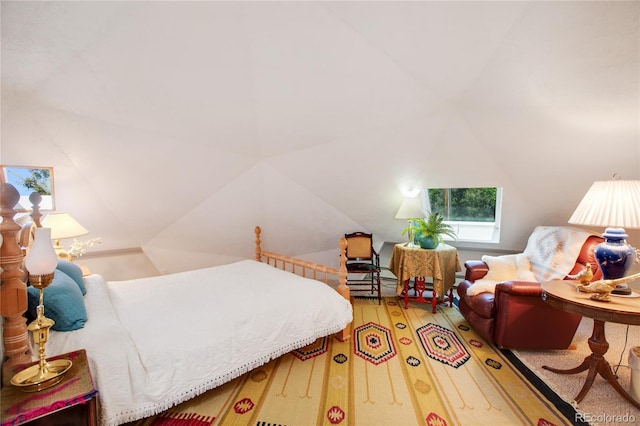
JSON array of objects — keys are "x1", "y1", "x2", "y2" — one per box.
[
  {"x1": 395, "y1": 197, "x2": 425, "y2": 220},
  {"x1": 41, "y1": 212, "x2": 89, "y2": 261},
  {"x1": 568, "y1": 179, "x2": 640, "y2": 294},
  {"x1": 395, "y1": 197, "x2": 425, "y2": 246},
  {"x1": 24, "y1": 228, "x2": 58, "y2": 276}
]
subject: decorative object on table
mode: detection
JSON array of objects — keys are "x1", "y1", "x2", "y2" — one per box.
[
  {"x1": 41, "y1": 212, "x2": 89, "y2": 261},
  {"x1": 402, "y1": 212, "x2": 457, "y2": 249},
  {"x1": 0, "y1": 165, "x2": 55, "y2": 211},
  {"x1": 576, "y1": 279, "x2": 616, "y2": 302},
  {"x1": 394, "y1": 196, "x2": 425, "y2": 247},
  {"x1": 11, "y1": 227, "x2": 72, "y2": 392},
  {"x1": 569, "y1": 176, "x2": 640, "y2": 295},
  {"x1": 577, "y1": 271, "x2": 640, "y2": 302},
  {"x1": 566, "y1": 262, "x2": 594, "y2": 285},
  {"x1": 68, "y1": 237, "x2": 102, "y2": 259}
]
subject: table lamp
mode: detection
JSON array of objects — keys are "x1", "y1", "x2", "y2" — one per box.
[
  {"x1": 395, "y1": 197, "x2": 425, "y2": 247},
  {"x1": 568, "y1": 177, "x2": 640, "y2": 295},
  {"x1": 11, "y1": 227, "x2": 72, "y2": 391},
  {"x1": 41, "y1": 212, "x2": 88, "y2": 261}
]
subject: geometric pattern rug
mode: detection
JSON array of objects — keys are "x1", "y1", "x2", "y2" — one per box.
[
  {"x1": 132, "y1": 297, "x2": 573, "y2": 425},
  {"x1": 416, "y1": 322, "x2": 470, "y2": 368}
]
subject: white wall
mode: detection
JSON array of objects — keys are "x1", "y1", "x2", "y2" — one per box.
[{"x1": 2, "y1": 1, "x2": 638, "y2": 277}]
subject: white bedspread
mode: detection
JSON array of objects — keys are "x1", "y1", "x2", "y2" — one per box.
[{"x1": 45, "y1": 260, "x2": 353, "y2": 426}]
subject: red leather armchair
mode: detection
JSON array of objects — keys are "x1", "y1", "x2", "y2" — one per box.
[{"x1": 456, "y1": 235, "x2": 604, "y2": 349}]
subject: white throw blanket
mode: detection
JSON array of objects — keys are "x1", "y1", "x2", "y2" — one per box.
[
  {"x1": 523, "y1": 226, "x2": 593, "y2": 282},
  {"x1": 45, "y1": 260, "x2": 353, "y2": 426}
]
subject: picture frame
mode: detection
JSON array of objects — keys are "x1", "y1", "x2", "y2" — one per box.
[{"x1": 1, "y1": 165, "x2": 55, "y2": 211}]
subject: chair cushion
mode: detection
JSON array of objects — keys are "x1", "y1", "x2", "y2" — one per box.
[{"x1": 347, "y1": 263, "x2": 378, "y2": 272}]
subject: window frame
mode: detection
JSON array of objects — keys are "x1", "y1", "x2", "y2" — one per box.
[{"x1": 420, "y1": 187, "x2": 503, "y2": 244}]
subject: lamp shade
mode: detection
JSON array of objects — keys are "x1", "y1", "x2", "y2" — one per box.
[
  {"x1": 395, "y1": 197, "x2": 425, "y2": 220},
  {"x1": 568, "y1": 180, "x2": 640, "y2": 229},
  {"x1": 41, "y1": 212, "x2": 89, "y2": 240},
  {"x1": 24, "y1": 227, "x2": 58, "y2": 275}
]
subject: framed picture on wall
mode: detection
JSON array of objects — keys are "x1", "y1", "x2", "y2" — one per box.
[{"x1": 1, "y1": 165, "x2": 55, "y2": 211}]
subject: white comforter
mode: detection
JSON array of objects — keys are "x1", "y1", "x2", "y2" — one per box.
[{"x1": 45, "y1": 260, "x2": 353, "y2": 426}]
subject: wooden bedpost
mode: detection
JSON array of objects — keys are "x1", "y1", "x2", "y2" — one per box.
[
  {"x1": 0, "y1": 183, "x2": 31, "y2": 382},
  {"x1": 28, "y1": 191, "x2": 43, "y2": 227},
  {"x1": 255, "y1": 226, "x2": 262, "y2": 262},
  {"x1": 335, "y1": 236, "x2": 351, "y2": 342}
]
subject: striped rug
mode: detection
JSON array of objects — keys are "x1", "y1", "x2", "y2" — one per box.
[{"x1": 132, "y1": 298, "x2": 571, "y2": 425}]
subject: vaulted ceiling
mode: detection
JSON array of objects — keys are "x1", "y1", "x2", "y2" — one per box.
[{"x1": 2, "y1": 1, "x2": 638, "y2": 272}]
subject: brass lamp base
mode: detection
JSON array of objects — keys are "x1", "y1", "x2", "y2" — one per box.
[
  {"x1": 12, "y1": 271, "x2": 72, "y2": 392},
  {"x1": 10, "y1": 359, "x2": 72, "y2": 392},
  {"x1": 53, "y1": 240, "x2": 72, "y2": 261}
]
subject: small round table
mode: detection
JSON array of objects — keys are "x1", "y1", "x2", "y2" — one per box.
[
  {"x1": 540, "y1": 280, "x2": 640, "y2": 408},
  {"x1": 388, "y1": 243, "x2": 461, "y2": 313}
]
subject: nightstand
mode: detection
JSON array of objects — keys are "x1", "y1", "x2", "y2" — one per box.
[{"x1": 1, "y1": 349, "x2": 98, "y2": 426}]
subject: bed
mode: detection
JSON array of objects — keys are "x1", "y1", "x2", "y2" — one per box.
[{"x1": 0, "y1": 183, "x2": 353, "y2": 426}]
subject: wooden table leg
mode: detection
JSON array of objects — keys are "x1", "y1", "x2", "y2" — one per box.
[
  {"x1": 88, "y1": 395, "x2": 98, "y2": 426},
  {"x1": 542, "y1": 319, "x2": 640, "y2": 408},
  {"x1": 431, "y1": 288, "x2": 437, "y2": 314},
  {"x1": 415, "y1": 277, "x2": 426, "y2": 304}
]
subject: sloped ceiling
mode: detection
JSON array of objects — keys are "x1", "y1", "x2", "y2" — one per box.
[{"x1": 2, "y1": 1, "x2": 638, "y2": 273}]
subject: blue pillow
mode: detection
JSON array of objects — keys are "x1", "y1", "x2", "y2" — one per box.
[
  {"x1": 27, "y1": 270, "x2": 87, "y2": 331},
  {"x1": 56, "y1": 260, "x2": 86, "y2": 295}
]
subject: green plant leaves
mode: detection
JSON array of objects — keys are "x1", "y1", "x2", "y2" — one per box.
[{"x1": 401, "y1": 213, "x2": 457, "y2": 240}]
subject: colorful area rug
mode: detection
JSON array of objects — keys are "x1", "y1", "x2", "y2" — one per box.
[{"x1": 132, "y1": 298, "x2": 572, "y2": 425}]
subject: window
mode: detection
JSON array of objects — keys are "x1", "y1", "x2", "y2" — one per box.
[{"x1": 420, "y1": 187, "x2": 503, "y2": 243}]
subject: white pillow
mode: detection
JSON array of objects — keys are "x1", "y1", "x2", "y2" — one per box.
[
  {"x1": 482, "y1": 253, "x2": 537, "y2": 282},
  {"x1": 466, "y1": 254, "x2": 538, "y2": 296}
]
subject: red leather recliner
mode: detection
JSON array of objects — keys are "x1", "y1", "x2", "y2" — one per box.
[{"x1": 456, "y1": 235, "x2": 604, "y2": 349}]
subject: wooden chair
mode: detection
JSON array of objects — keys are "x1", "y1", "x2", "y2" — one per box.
[{"x1": 344, "y1": 232, "x2": 381, "y2": 304}]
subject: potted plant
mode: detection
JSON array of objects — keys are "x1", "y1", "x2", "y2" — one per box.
[{"x1": 402, "y1": 213, "x2": 457, "y2": 249}]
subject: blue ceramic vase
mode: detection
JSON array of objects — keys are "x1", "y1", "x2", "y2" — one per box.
[
  {"x1": 594, "y1": 228, "x2": 636, "y2": 279},
  {"x1": 416, "y1": 234, "x2": 439, "y2": 250}
]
